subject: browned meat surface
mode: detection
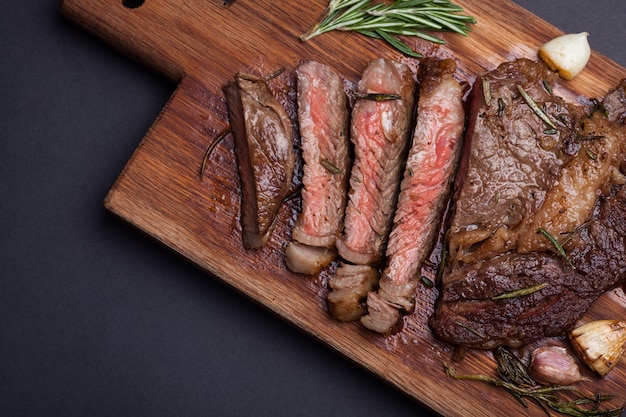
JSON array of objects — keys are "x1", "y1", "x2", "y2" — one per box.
[
  {"x1": 224, "y1": 72, "x2": 295, "y2": 249},
  {"x1": 327, "y1": 263, "x2": 379, "y2": 322},
  {"x1": 448, "y1": 59, "x2": 581, "y2": 264},
  {"x1": 335, "y1": 58, "x2": 416, "y2": 266},
  {"x1": 285, "y1": 241, "x2": 337, "y2": 275},
  {"x1": 286, "y1": 61, "x2": 350, "y2": 274},
  {"x1": 430, "y1": 59, "x2": 626, "y2": 349},
  {"x1": 361, "y1": 59, "x2": 465, "y2": 333},
  {"x1": 430, "y1": 184, "x2": 626, "y2": 349},
  {"x1": 603, "y1": 79, "x2": 626, "y2": 124}
]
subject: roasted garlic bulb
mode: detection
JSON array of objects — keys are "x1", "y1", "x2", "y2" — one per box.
[
  {"x1": 529, "y1": 346, "x2": 582, "y2": 386},
  {"x1": 569, "y1": 320, "x2": 626, "y2": 377}
]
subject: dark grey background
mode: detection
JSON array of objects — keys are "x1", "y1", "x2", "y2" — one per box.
[{"x1": 1, "y1": 1, "x2": 624, "y2": 416}]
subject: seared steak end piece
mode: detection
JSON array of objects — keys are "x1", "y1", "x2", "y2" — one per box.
[
  {"x1": 224, "y1": 72, "x2": 295, "y2": 249},
  {"x1": 328, "y1": 263, "x2": 379, "y2": 322}
]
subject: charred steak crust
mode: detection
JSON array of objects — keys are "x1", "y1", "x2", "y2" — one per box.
[
  {"x1": 429, "y1": 184, "x2": 626, "y2": 349},
  {"x1": 603, "y1": 79, "x2": 626, "y2": 125}
]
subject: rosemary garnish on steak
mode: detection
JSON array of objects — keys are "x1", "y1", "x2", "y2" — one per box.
[
  {"x1": 517, "y1": 85, "x2": 556, "y2": 129},
  {"x1": 300, "y1": 0, "x2": 475, "y2": 58},
  {"x1": 491, "y1": 283, "x2": 548, "y2": 300},
  {"x1": 538, "y1": 227, "x2": 576, "y2": 270},
  {"x1": 353, "y1": 92, "x2": 401, "y2": 101},
  {"x1": 444, "y1": 348, "x2": 623, "y2": 416},
  {"x1": 320, "y1": 158, "x2": 342, "y2": 174}
]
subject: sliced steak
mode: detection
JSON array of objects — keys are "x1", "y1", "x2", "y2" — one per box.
[
  {"x1": 224, "y1": 72, "x2": 295, "y2": 249},
  {"x1": 327, "y1": 263, "x2": 379, "y2": 322},
  {"x1": 285, "y1": 241, "x2": 337, "y2": 275},
  {"x1": 430, "y1": 60, "x2": 626, "y2": 349},
  {"x1": 286, "y1": 61, "x2": 350, "y2": 274},
  {"x1": 335, "y1": 58, "x2": 416, "y2": 266},
  {"x1": 361, "y1": 58, "x2": 465, "y2": 333}
]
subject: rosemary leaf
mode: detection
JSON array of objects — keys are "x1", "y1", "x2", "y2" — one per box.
[
  {"x1": 444, "y1": 349, "x2": 624, "y2": 417},
  {"x1": 586, "y1": 148, "x2": 598, "y2": 161},
  {"x1": 538, "y1": 227, "x2": 576, "y2": 270},
  {"x1": 353, "y1": 91, "x2": 402, "y2": 101},
  {"x1": 420, "y1": 275, "x2": 434, "y2": 288},
  {"x1": 454, "y1": 321, "x2": 486, "y2": 339},
  {"x1": 497, "y1": 97, "x2": 506, "y2": 117},
  {"x1": 320, "y1": 158, "x2": 342, "y2": 174},
  {"x1": 517, "y1": 85, "x2": 556, "y2": 129},
  {"x1": 543, "y1": 79, "x2": 553, "y2": 95},
  {"x1": 375, "y1": 29, "x2": 424, "y2": 58},
  {"x1": 491, "y1": 283, "x2": 548, "y2": 300}
]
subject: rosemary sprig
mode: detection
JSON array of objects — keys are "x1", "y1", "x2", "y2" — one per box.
[
  {"x1": 444, "y1": 348, "x2": 624, "y2": 416},
  {"x1": 300, "y1": 0, "x2": 476, "y2": 58}
]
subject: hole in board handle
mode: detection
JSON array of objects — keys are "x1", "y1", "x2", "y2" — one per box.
[{"x1": 122, "y1": 0, "x2": 144, "y2": 8}]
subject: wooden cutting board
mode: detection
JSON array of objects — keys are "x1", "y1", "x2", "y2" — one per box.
[{"x1": 61, "y1": 0, "x2": 626, "y2": 415}]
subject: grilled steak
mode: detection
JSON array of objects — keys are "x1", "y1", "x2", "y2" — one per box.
[
  {"x1": 335, "y1": 58, "x2": 416, "y2": 266},
  {"x1": 361, "y1": 58, "x2": 465, "y2": 333},
  {"x1": 286, "y1": 61, "x2": 350, "y2": 274},
  {"x1": 430, "y1": 184, "x2": 626, "y2": 349},
  {"x1": 430, "y1": 59, "x2": 626, "y2": 349},
  {"x1": 224, "y1": 72, "x2": 295, "y2": 249}
]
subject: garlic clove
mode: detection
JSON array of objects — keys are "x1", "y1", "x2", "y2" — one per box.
[
  {"x1": 538, "y1": 32, "x2": 591, "y2": 80},
  {"x1": 569, "y1": 320, "x2": 626, "y2": 377},
  {"x1": 529, "y1": 346, "x2": 582, "y2": 386}
]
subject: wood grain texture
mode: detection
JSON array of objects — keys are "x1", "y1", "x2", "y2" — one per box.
[{"x1": 61, "y1": 0, "x2": 626, "y2": 415}]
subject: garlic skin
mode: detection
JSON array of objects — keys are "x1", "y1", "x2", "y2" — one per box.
[
  {"x1": 538, "y1": 32, "x2": 591, "y2": 80},
  {"x1": 529, "y1": 346, "x2": 582, "y2": 386},
  {"x1": 569, "y1": 320, "x2": 626, "y2": 377}
]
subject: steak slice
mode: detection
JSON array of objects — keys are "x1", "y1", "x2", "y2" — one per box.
[
  {"x1": 335, "y1": 58, "x2": 416, "y2": 266},
  {"x1": 361, "y1": 58, "x2": 465, "y2": 333},
  {"x1": 327, "y1": 263, "x2": 379, "y2": 322},
  {"x1": 285, "y1": 61, "x2": 350, "y2": 274},
  {"x1": 224, "y1": 72, "x2": 295, "y2": 249}
]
